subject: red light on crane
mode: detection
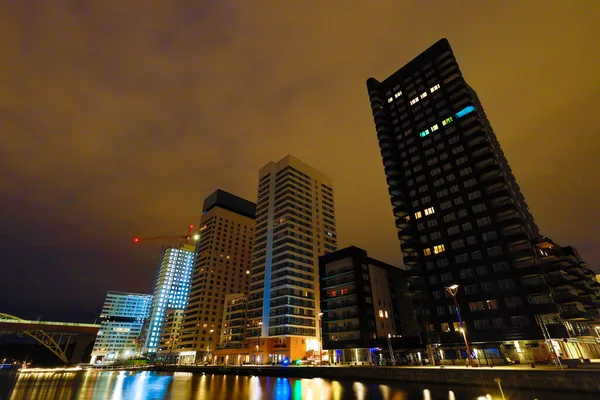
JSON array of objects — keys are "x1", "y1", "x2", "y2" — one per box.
[{"x1": 133, "y1": 238, "x2": 140, "y2": 243}]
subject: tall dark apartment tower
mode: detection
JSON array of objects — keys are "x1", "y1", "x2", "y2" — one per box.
[{"x1": 366, "y1": 39, "x2": 588, "y2": 360}]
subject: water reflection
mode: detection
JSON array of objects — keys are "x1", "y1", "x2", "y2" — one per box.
[
  {"x1": 2, "y1": 369, "x2": 600, "y2": 400},
  {"x1": 274, "y1": 377, "x2": 291, "y2": 400}
]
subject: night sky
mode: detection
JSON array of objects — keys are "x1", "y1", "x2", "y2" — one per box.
[{"x1": 2, "y1": 2, "x2": 599, "y2": 323}]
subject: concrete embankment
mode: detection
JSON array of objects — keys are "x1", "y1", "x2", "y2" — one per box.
[{"x1": 149, "y1": 365, "x2": 600, "y2": 393}]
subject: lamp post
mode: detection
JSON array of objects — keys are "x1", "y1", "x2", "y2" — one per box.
[
  {"x1": 207, "y1": 329, "x2": 214, "y2": 364},
  {"x1": 256, "y1": 321, "x2": 262, "y2": 365},
  {"x1": 387, "y1": 334, "x2": 396, "y2": 366},
  {"x1": 445, "y1": 284, "x2": 473, "y2": 367},
  {"x1": 318, "y1": 312, "x2": 323, "y2": 365}
]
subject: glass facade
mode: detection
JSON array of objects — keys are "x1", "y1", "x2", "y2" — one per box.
[
  {"x1": 90, "y1": 291, "x2": 152, "y2": 364},
  {"x1": 247, "y1": 155, "x2": 338, "y2": 343},
  {"x1": 143, "y1": 244, "x2": 195, "y2": 354}
]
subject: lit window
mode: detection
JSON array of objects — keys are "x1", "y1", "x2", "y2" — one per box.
[
  {"x1": 434, "y1": 244, "x2": 445, "y2": 254},
  {"x1": 394, "y1": 91, "x2": 402, "y2": 98},
  {"x1": 456, "y1": 106, "x2": 475, "y2": 118},
  {"x1": 430, "y1": 84, "x2": 441, "y2": 93},
  {"x1": 379, "y1": 310, "x2": 384, "y2": 317},
  {"x1": 384, "y1": 311, "x2": 389, "y2": 318},
  {"x1": 424, "y1": 207, "x2": 435, "y2": 216},
  {"x1": 410, "y1": 97, "x2": 419, "y2": 105},
  {"x1": 424, "y1": 248, "x2": 432, "y2": 256},
  {"x1": 442, "y1": 117, "x2": 453, "y2": 126},
  {"x1": 420, "y1": 92, "x2": 428, "y2": 99},
  {"x1": 415, "y1": 211, "x2": 422, "y2": 219},
  {"x1": 388, "y1": 97, "x2": 393, "y2": 103},
  {"x1": 419, "y1": 129, "x2": 430, "y2": 138},
  {"x1": 430, "y1": 124, "x2": 439, "y2": 132}
]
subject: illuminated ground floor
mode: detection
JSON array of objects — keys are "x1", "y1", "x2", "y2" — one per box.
[
  {"x1": 326, "y1": 337, "x2": 600, "y2": 367},
  {"x1": 210, "y1": 336, "x2": 324, "y2": 365}
]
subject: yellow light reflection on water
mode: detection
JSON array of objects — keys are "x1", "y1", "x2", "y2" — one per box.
[
  {"x1": 423, "y1": 388, "x2": 432, "y2": 400},
  {"x1": 10, "y1": 371, "x2": 77, "y2": 400},
  {"x1": 302, "y1": 378, "x2": 315, "y2": 400},
  {"x1": 170, "y1": 371, "x2": 192, "y2": 398},
  {"x1": 196, "y1": 373, "x2": 208, "y2": 399},
  {"x1": 331, "y1": 380, "x2": 342, "y2": 400},
  {"x1": 109, "y1": 371, "x2": 126, "y2": 400},
  {"x1": 353, "y1": 382, "x2": 366, "y2": 400},
  {"x1": 379, "y1": 384, "x2": 391, "y2": 400},
  {"x1": 249, "y1": 376, "x2": 262, "y2": 400}
]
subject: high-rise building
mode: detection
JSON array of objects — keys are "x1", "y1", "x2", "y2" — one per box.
[
  {"x1": 143, "y1": 243, "x2": 195, "y2": 354},
  {"x1": 246, "y1": 155, "x2": 338, "y2": 363},
  {"x1": 157, "y1": 308, "x2": 184, "y2": 362},
  {"x1": 177, "y1": 190, "x2": 256, "y2": 364},
  {"x1": 366, "y1": 39, "x2": 600, "y2": 363},
  {"x1": 219, "y1": 294, "x2": 248, "y2": 347},
  {"x1": 90, "y1": 291, "x2": 152, "y2": 364},
  {"x1": 319, "y1": 246, "x2": 420, "y2": 365}
]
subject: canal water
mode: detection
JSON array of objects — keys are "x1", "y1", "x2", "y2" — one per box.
[{"x1": 0, "y1": 370, "x2": 595, "y2": 399}]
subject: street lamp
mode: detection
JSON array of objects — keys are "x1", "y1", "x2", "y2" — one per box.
[
  {"x1": 256, "y1": 321, "x2": 262, "y2": 365},
  {"x1": 318, "y1": 312, "x2": 323, "y2": 365},
  {"x1": 445, "y1": 284, "x2": 473, "y2": 367},
  {"x1": 387, "y1": 334, "x2": 396, "y2": 366},
  {"x1": 207, "y1": 329, "x2": 214, "y2": 364}
]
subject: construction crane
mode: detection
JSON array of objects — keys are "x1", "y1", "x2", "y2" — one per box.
[{"x1": 133, "y1": 225, "x2": 199, "y2": 244}]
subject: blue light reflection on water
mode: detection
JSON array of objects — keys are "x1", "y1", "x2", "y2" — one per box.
[{"x1": 2, "y1": 369, "x2": 599, "y2": 400}]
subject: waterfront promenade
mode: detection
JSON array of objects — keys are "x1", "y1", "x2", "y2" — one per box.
[{"x1": 146, "y1": 363, "x2": 600, "y2": 394}]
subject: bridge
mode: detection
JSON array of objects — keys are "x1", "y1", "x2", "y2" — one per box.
[{"x1": 0, "y1": 313, "x2": 100, "y2": 364}]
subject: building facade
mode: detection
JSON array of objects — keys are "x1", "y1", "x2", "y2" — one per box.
[
  {"x1": 156, "y1": 308, "x2": 184, "y2": 362},
  {"x1": 90, "y1": 291, "x2": 152, "y2": 364},
  {"x1": 143, "y1": 243, "x2": 195, "y2": 355},
  {"x1": 367, "y1": 39, "x2": 600, "y2": 363},
  {"x1": 245, "y1": 155, "x2": 338, "y2": 363},
  {"x1": 319, "y1": 246, "x2": 420, "y2": 365},
  {"x1": 213, "y1": 294, "x2": 250, "y2": 364},
  {"x1": 177, "y1": 190, "x2": 256, "y2": 364}
]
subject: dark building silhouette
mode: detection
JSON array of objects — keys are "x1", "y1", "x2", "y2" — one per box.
[
  {"x1": 319, "y1": 246, "x2": 419, "y2": 364},
  {"x1": 367, "y1": 39, "x2": 600, "y2": 363}
]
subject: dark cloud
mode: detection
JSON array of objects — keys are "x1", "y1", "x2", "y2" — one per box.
[{"x1": 1, "y1": 1, "x2": 599, "y2": 321}]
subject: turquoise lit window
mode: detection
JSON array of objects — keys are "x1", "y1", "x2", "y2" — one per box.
[
  {"x1": 420, "y1": 129, "x2": 430, "y2": 138},
  {"x1": 456, "y1": 106, "x2": 475, "y2": 118}
]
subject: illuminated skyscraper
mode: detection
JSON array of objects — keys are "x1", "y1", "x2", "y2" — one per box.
[
  {"x1": 177, "y1": 190, "x2": 256, "y2": 364},
  {"x1": 90, "y1": 291, "x2": 152, "y2": 364},
  {"x1": 366, "y1": 39, "x2": 600, "y2": 362},
  {"x1": 246, "y1": 155, "x2": 338, "y2": 363},
  {"x1": 143, "y1": 243, "x2": 195, "y2": 354}
]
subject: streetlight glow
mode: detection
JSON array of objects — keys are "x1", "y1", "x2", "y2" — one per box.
[{"x1": 445, "y1": 284, "x2": 473, "y2": 367}]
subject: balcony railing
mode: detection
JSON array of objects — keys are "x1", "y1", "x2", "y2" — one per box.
[
  {"x1": 326, "y1": 309, "x2": 359, "y2": 320},
  {"x1": 326, "y1": 326, "x2": 360, "y2": 333},
  {"x1": 514, "y1": 258, "x2": 539, "y2": 269},
  {"x1": 323, "y1": 267, "x2": 354, "y2": 279}
]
